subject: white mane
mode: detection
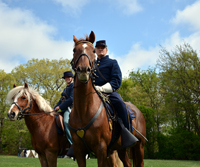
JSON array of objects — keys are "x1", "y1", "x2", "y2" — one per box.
[{"x1": 6, "y1": 86, "x2": 53, "y2": 113}]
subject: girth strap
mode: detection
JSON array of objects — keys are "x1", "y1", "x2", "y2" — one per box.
[{"x1": 68, "y1": 101, "x2": 103, "y2": 153}]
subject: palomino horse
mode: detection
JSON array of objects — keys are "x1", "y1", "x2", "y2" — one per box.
[
  {"x1": 69, "y1": 31, "x2": 146, "y2": 167},
  {"x1": 6, "y1": 83, "x2": 70, "y2": 167}
]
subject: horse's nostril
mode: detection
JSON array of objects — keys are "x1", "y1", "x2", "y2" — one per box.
[
  {"x1": 77, "y1": 66, "x2": 81, "y2": 72},
  {"x1": 10, "y1": 111, "x2": 15, "y2": 118},
  {"x1": 86, "y1": 66, "x2": 91, "y2": 73}
]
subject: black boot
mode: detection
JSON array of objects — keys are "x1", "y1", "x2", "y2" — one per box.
[
  {"x1": 117, "y1": 118, "x2": 139, "y2": 149},
  {"x1": 67, "y1": 145, "x2": 75, "y2": 160}
]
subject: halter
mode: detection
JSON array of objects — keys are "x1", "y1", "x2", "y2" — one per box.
[
  {"x1": 12, "y1": 93, "x2": 33, "y2": 120},
  {"x1": 71, "y1": 53, "x2": 93, "y2": 72},
  {"x1": 70, "y1": 41, "x2": 98, "y2": 83}
]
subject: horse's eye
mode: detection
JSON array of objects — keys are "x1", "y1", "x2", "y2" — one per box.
[
  {"x1": 93, "y1": 50, "x2": 95, "y2": 53},
  {"x1": 73, "y1": 48, "x2": 76, "y2": 53},
  {"x1": 22, "y1": 97, "x2": 26, "y2": 100}
]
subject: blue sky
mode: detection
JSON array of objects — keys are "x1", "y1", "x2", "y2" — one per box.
[{"x1": 0, "y1": 0, "x2": 200, "y2": 77}]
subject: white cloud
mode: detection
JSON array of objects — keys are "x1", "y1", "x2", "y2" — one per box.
[
  {"x1": 115, "y1": 30, "x2": 200, "y2": 78},
  {"x1": 171, "y1": 0, "x2": 200, "y2": 30},
  {"x1": 53, "y1": 0, "x2": 142, "y2": 16},
  {"x1": 0, "y1": 1, "x2": 73, "y2": 73},
  {"x1": 112, "y1": 43, "x2": 160, "y2": 78},
  {"x1": 170, "y1": 0, "x2": 200, "y2": 52},
  {"x1": 52, "y1": 0, "x2": 90, "y2": 16},
  {"x1": 115, "y1": 0, "x2": 143, "y2": 15}
]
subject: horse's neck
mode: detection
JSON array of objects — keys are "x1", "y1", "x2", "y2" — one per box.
[
  {"x1": 73, "y1": 80, "x2": 100, "y2": 118},
  {"x1": 24, "y1": 100, "x2": 52, "y2": 134}
]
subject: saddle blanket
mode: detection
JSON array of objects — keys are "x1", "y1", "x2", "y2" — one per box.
[
  {"x1": 106, "y1": 102, "x2": 135, "y2": 132},
  {"x1": 106, "y1": 102, "x2": 135, "y2": 120},
  {"x1": 55, "y1": 115, "x2": 63, "y2": 134}
]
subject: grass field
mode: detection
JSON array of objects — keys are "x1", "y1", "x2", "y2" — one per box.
[{"x1": 0, "y1": 155, "x2": 200, "y2": 167}]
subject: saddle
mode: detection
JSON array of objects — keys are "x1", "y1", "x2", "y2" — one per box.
[
  {"x1": 98, "y1": 92, "x2": 138, "y2": 151},
  {"x1": 54, "y1": 113, "x2": 65, "y2": 135},
  {"x1": 100, "y1": 92, "x2": 135, "y2": 127}
]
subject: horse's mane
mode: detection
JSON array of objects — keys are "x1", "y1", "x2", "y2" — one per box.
[
  {"x1": 6, "y1": 86, "x2": 53, "y2": 113},
  {"x1": 79, "y1": 35, "x2": 89, "y2": 41}
]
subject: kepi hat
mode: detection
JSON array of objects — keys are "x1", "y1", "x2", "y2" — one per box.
[
  {"x1": 95, "y1": 40, "x2": 107, "y2": 48},
  {"x1": 62, "y1": 71, "x2": 74, "y2": 79}
]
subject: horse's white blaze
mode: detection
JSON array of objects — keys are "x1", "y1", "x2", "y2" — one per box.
[
  {"x1": 8, "y1": 97, "x2": 18, "y2": 114},
  {"x1": 82, "y1": 43, "x2": 88, "y2": 53},
  {"x1": 8, "y1": 95, "x2": 19, "y2": 114},
  {"x1": 8, "y1": 104, "x2": 15, "y2": 114}
]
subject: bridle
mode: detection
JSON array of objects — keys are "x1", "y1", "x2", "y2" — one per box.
[
  {"x1": 12, "y1": 93, "x2": 33, "y2": 120},
  {"x1": 11, "y1": 91, "x2": 54, "y2": 120},
  {"x1": 70, "y1": 41, "x2": 98, "y2": 83}
]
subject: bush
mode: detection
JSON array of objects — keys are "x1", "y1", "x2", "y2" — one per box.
[{"x1": 156, "y1": 128, "x2": 200, "y2": 160}]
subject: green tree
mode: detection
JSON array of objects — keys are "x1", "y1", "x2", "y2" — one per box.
[
  {"x1": 2, "y1": 119, "x2": 33, "y2": 154},
  {"x1": 157, "y1": 43, "x2": 200, "y2": 136},
  {"x1": 0, "y1": 70, "x2": 16, "y2": 153},
  {"x1": 123, "y1": 67, "x2": 168, "y2": 158},
  {"x1": 119, "y1": 78, "x2": 150, "y2": 106},
  {"x1": 129, "y1": 68, "x2": 166, "y2": 133},
  {"x1": 11, "y1": 58, "x2": 72, "y2": 107}
]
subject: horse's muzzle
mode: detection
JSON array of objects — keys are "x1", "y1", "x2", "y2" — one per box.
[
  {"x1": 77, "y1": 65, "x2": 91, "y2": 83},
  {"x1": 7, "y1": 111, "x2": 16, "y2": 120}
]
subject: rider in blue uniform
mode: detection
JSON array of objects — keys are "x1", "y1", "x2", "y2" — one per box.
[
  {"x1": 93, "y1": 40, "x2": 138, "y2": 147},
  {"x1": 54, "y1": 71, "x2": 73, "y2": 145}
]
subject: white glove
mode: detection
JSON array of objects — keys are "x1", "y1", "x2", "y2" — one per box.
[{"x1": 95, "y1": 83, "x2": 113, "y2": 93}]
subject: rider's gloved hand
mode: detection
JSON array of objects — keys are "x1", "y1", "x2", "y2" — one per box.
[{"x1": 95, "y1": 83, "x2": 113, "y2": 93}]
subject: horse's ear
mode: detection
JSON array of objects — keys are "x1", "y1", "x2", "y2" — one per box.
[
  {"x1": 24, "y1": 82, "x2": 29, "y2": 89},
  {"x1": 13, "y1": 84, "x2": 17, "y2": 88},
  {"x1": 89, "y1": 31, "x2": 95, "y2": 44},
  {"x1": 73, "y1": 35, "x2": 79, "y2": 44}
]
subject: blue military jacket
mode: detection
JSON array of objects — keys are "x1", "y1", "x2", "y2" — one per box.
[
  {"x1": 54, "y1": 82, "x2": 73, "y2": 111},
  {"x1": 93, "y1": 55, "x2": 122, "y2": 91}
]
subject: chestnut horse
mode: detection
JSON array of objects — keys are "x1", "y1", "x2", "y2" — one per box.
[
  {"x1": 6, "y1": 83, "x2": 70, "y2": 167},
  {"x1": 69, "y1": 31, "x2": 146, "y2": 167}
]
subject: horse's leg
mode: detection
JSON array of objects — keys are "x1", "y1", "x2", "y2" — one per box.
[
  {"x1": 73, "y1": 144, "x2": 86, "y2": 167},
  {"x1": 38, "y1": 154, "x2": 49, "y2": 167},
  {"x1": 45, "y1": 150, "x2": 58, "y2": 167},
  {"x1": 107, "y1": 151, "x2": 123, "y2": 167},
  {"x1": 117, "y1": 149, "x2": 131, "y2": 167},
  {"x1": 114, "y1": 151, "x2": 123, "y2": 167},
  {"x1": 138, "y1": 143, "x2": 145, "y2": 167},
  {"x1": 96, "y1": 141, "x2": 111, "y2": 167},
  {"x1": 107, "y1": 151, "x2": 117, "y2": 167},
  {"x1": 131, "y1": 142, "x2": 144, "y2": 167}
]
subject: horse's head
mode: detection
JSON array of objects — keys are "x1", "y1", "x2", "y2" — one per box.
[
  {"x1": 7, "y1": 82, "x2": 32, "y2": 120},
  {"x1": 71, "y1": 31, "x2": 96, "y2": 83}
]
